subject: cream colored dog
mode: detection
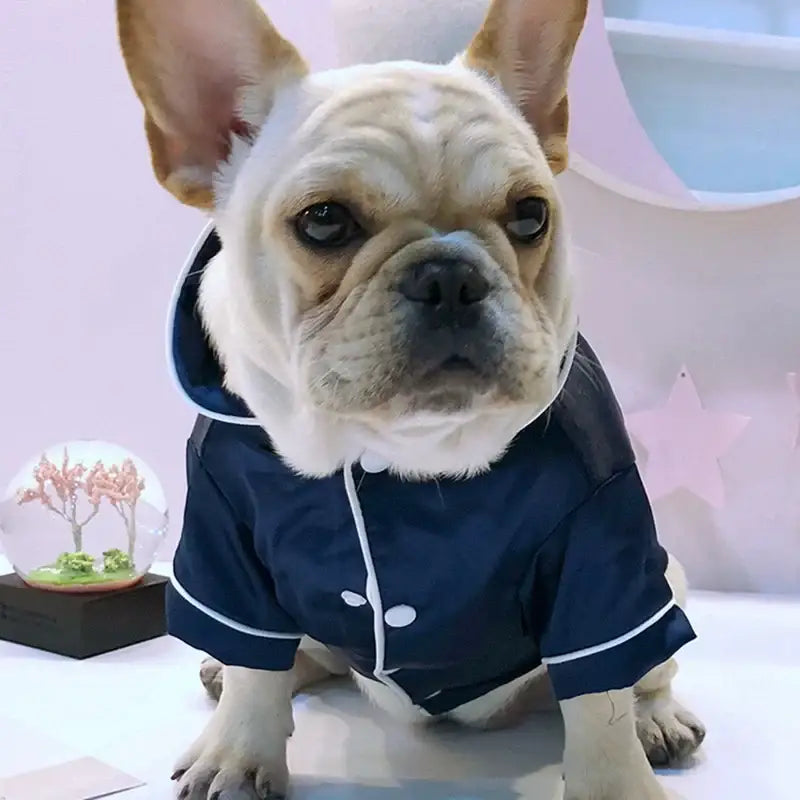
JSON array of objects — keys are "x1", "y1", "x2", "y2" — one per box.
[{"x1": 117, "y1": 1, "x2": 705, "y2": 798}]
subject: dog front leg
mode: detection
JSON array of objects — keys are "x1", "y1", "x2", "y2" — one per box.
[
  {"x1": 634, "y1": 555, "x2": 706, "y2": 765},
  {"x1": 561, "y1": 688, "x2": 668, "y2": 800},
  {"x1": 173, "y1": 666, "x2": 293, "y2": 800}
]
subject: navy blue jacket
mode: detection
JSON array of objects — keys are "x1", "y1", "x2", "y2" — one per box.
[{"x1": 166, "y1": 227, "x2": 696, "y2": 711}]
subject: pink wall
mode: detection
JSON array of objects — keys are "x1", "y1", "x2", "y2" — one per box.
[
  {"x1": 0, "y1": 2, "x2": 202, "y2": 552},
  {"x1": 3, "y1": 1, "x2": 797, "y2": 593},
  {"x1": 0, "y1": 1, "x2": 340, "y2": 556}
]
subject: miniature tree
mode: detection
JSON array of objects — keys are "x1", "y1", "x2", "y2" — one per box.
[
  {"x1": 90, "y1": 459, "x2": 145, "y2": 561},
  {"x1": 16, "y1": 449, "x2": 103, "y2": 551},
  {"x1": 16, "y1": 449, "x2": 147, "y2": 578}
]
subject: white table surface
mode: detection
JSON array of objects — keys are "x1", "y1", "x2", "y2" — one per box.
[{"x1": 1, "y1": 559, "x2": 798, "y2": 800}]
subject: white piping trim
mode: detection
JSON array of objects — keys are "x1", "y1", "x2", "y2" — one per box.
[
  {"x1": 343, "y1": 462, "x2": 410, "y2": 703},
  {"x1": 555, "y1": 324, "x2": 578, "y2": 396},
  {"x1": 541, "y1": 597, "x2": 677, "y2": 666},
  {"x1": 165, "y1": 221, "x2": 260, "y2": 427},
  {"x1": 520, "y1": 322, "x2": 579, "y2": 430},
  {"x1": 169, "y1": 572, "x2": 303, "y2": 640}
]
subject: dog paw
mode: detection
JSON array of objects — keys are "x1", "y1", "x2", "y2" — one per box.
[
  {"x1": 199, "y1": 657, "x2": 224, "y2": 702},
  {"x1": 172, "y1": 711, "x2": 290, "y2": 800},
  {"x1": 636, "y1": 692, "x2": 706, "y2": 767}
]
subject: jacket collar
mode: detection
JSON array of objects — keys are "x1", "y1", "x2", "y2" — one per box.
[
  {"x1": 167, "y1": 224, "x2": 578, "y2": 430},
  {"x1": 166, "y1": 223, "x2": 259, "y2": 425}
]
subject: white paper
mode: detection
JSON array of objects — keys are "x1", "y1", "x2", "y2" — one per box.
[{"x1": 0, "y1": 756, "x2": 144, "y2": 800}]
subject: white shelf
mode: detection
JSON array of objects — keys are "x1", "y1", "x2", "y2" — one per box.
[
  {"x1": 595, "y1": 8, "x2": 800, "y2": 199},
  {"x1": 606, "y1": 17, "x2": 800, "y2": 71},
  {"x1": 603, "y1": 0, "x2": 800, "y2": 38}
]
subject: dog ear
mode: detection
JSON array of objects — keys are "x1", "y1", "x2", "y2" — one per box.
[
  {"x1": 464, "y1": 0, "x2": 588, "y2": 175},
  {"x1": 117, "y1": 0, "x2": 307, "y2": 209}
]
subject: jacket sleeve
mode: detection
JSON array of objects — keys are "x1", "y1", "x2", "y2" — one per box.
[
  {"x1": 522, "y1": 465, "x2": 696, "y2": 701},
  {"x1": 166, "y1": 439, "x2": 302, "y2": 670}
]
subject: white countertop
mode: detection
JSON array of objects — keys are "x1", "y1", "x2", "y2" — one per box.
[{"x1": 1, "y1": 560, "x2": 798, "y2": 799}]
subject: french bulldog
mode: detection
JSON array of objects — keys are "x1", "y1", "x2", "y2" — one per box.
[{"x1": 116, "y1": 1, "x2": 705, "y2": 798}]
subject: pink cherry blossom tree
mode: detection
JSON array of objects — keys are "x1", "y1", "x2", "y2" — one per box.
[
  {"x1": 16, "y1": 449, "x2": 103, "y2": 551},
  {"x1": 16, "y1": 450, "x2": 147, "y2": 560},
  {"x1": 88, "y1": 459, "x2": 145, "y2": 560}
]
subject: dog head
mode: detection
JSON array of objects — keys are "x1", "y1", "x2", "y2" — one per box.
[{"x1": 118, "y1": 0, "x2": 587, "y2": 476}]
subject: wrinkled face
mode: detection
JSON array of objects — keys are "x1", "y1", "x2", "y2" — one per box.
[
  {"x1": 234, "y1": 63, "x2": 574, "y2": 421},
  {"x1": 118, "y1": 0, "x2": 585, "y2": 425}
]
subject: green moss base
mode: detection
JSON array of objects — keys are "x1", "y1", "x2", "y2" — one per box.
[{"x1": 26, "y1": 566, "x2": 139, "y2": 586}]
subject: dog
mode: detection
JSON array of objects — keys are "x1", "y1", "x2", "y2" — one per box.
[{"x1": 117, "y1": 1, "x2": 706, "y2": 798}]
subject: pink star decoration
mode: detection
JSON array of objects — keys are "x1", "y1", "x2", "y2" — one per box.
[
  {"x1": 626, "y1": 367, "x2": 750, "y2": 509},
  {"x1": 789, "y1": 373, "x2": 800, "y2": 450}
]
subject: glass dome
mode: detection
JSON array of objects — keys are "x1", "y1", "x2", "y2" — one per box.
[{"x1": 0, "y1": 440, "x2": 168, "y2": 593}]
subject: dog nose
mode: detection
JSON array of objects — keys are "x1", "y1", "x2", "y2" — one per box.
[{"x1": 399, "y1": 260, "x2": 490, "y2": 317}]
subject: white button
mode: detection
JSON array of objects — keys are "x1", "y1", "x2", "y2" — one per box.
[
  {"x1": 384, "y1": 604, "x2": 417, "y2": 628},
  {"x1": 360, "y1": 451, "x2": 389, "y2": 473},
  {"x1": 341, "y1": 590, "x2": 367, "y2": 607}
]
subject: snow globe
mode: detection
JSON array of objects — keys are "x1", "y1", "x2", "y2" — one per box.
[{"x1": 0, "y1": 440, "x2": 168, "y2": 593}]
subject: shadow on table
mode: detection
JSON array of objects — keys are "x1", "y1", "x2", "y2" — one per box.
[
  {"x1": 292, "y1": 680, "x2": 565, "y2": 798},
  {"x1": 292, "y1": 776, "x2": 532, "y2": 799}
]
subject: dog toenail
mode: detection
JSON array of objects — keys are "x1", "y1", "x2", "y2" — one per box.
[
  {"x1": 649, "y1": 746, "x2": 669, "y2": 766},
  {"x1": 692, "y1": 725, "x2": 707, "y2": 743},
  {"x1": 171, "y1": 770, "x2": 186, "y2": 781}
]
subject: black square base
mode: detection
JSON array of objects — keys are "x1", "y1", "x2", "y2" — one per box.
[{"x1": 0, "y1": 573, "x2": 168, "y2": 658}]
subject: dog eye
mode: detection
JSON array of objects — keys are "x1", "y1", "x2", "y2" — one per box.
[
  {"x1": 295, "y1": 202, "x2": 361, "y2": 248},
  {"x1": 505, "y1": 198, "x2": 549, "y2": 243}
]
